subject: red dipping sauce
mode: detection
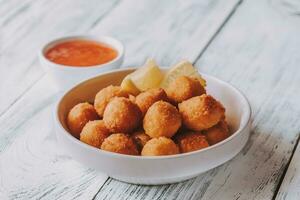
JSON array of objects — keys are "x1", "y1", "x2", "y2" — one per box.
[{"x1": 45, "y1": 39, "x2": 118, "y2": 67}]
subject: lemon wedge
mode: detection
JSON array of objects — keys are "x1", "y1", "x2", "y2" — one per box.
[
  {"x1": 120, "y1": 76, "x2": 140, "y2": 96},
  {"x1": 128, "y1": 59, "x2": 164, "y2": 91},
  {"x1": 160, "y1": 60, "x2": 206, "y2": 89}
]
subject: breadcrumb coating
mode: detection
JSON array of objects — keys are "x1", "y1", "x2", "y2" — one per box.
[
  {"x1": 141, "y1": 137, "x2": 179, "y2": 156},
  {"x1": 166, "y1": 76, "x2": 206, "y2": 103},
  {"x1": 179, "y1": 94, "x2": 225, "y2": 131},
  {"x1": 80, "y1": 120, "x2": 110, "y2": 148},
  {"x1": 135, "y1": 88, "x2": 168, "y2": 116},
  {"x1": 174, "y1": 131, "x2": 209, "y2": 153},
  {"x1": 103, "y1": 97, "x2": 142, "y2": 133},
  {"x1": 67, "y1": 102, "x2": 99, "y2": 138},
  {"x1": 101, "y1": 133, "x2": 139, "y2": 155},
  {"x1": 204, "y1": 120, "x2": 229, "y2": 145},
  {"x1": 143, "y1": 101, "x2": 181, "y2": 138},
  {"x1": 94, "y1": 85, "x2": 129, "y2": 117}
]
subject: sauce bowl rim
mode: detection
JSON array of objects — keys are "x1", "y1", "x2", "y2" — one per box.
[{"x1": 39, "y1": 35, "x2": 124, "y2": 69}]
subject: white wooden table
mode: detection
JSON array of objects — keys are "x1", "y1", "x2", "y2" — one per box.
[{"x1": 1, "y1": 0, "x2": 300, "y2": 199}]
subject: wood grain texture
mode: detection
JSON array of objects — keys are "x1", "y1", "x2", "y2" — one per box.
[
  {"x1": 273, "y1": 1, "x2": 300, "y2": 198},
  {"x1": 89, "y1": 0, "x2": 242, "y2": 67},
  {"x1": 0, "y1": 0, "x2": 242, "y2": 199},
  {"x1": 276, "y1": 138, "x2": 300, "y2": 200},
  {"x1": 0, "y1": 0, "x2": 118, "y2": 199},
  {"x1": 0, "y1": 77, "x2": 108, "y2": 200},
  {"x1": 0, "y1": 0, "x2": 119, "y2": 116},
  {"x1": 96, "y1": 0, "x2": 300, "y2": 199}
]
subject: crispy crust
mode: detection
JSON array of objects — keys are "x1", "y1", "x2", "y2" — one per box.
[
  {"x1": 141, "y1": 137, "x2": 179, "y2": 156},
  {"x1": 103, "y1": 97, "x2": 142, "y2": 133},
  {"x1": 132, "y1": 130, "x2": 151, "y2": 151},
  {"x1": 174, "y1": 131, "x2": 209, "y2": 153},
  {"x1": 67, "y1": 102, "x2": 99, "y2": 138},
  {"x1": 143, "y1": 101, "x2": 181, "y2": 138},
  {"x1": 178, "y1": 94, "x2": 225, "y2": 131},
  {"x1": 80, "y1": 120, "x2": 110, "y2": 148},
  {"x1": 101, "y1": 133, "x2": 139, "y2": 155},
  {"x1": 135, "y1": 88, "x2": 169, "y2": 116},
  {"x1": 166, "y1": 76, "x2": 206, "y2": 103},
  {"x1": 94, "y1": 85, "x2": 129, "y2": 117},
  {"x1": 204, "y1": 120, "x2": 229, "y2": 145}
]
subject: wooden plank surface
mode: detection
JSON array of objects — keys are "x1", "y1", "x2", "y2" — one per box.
[
  {"x1": 276, "y1": 138, "x2": 300, "y2": 200},
  {"x1": 274, "y1": 1, "x2": 300, "y2": 199},
  {"x1": 0, "y1": 78, "x2": 108, "y2": 200},
  {"x1": 0, "y1": 0, "x2": 119, "y2": 116},
  {"x1": 0, "y1": 1, "x2": 119, "y2": 199},
  {"x1": 0, "y1": 0, "x2": 242, "y2": 199},
  {"x1": 96, "y1": 0, "x2": 300, "y2": 199},
  {"x1": 89, "y1": 0, "x2": 242, "y2": 67}
]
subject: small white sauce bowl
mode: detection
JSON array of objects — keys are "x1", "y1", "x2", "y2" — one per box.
[
  {"x1": 54, "y1": 68, "x2": 251, "y2": 185},
  {"x1": 39, "y1": 35, "x2": 124, "y2": 90}
]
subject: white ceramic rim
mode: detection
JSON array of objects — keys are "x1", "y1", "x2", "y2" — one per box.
[
  {"x1": 55, "y1": 68, "x2": 251, "y2": 160},
  {"x1": 39, "y1": 35, "x2": 124, "y2": 69}
]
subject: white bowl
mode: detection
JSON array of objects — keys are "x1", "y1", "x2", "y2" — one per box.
[
  {"x1": 39, "y1": 35, "x2": 124, "y2": 90},
  {"x1": 54, "y1": 68, "x2": 251, "y2": 185}
]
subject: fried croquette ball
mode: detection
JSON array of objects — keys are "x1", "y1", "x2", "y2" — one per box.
[
  {"x1": 94, "y1": 85, "x2": 129, "y2": 117},
  {"x1": 143, "y1": 101, "x2": 181, "y2": 138},
  {"x1": 204, "y1": 120, "x2": 229, "y2": 145},
  {"x1": 141, "y1": 137, "x2": 179, "y2": 156},
  {"x1": 135, "y1": 88, "x2": 169, "y2": 116},
  {"x1": 101, "y1": 133, "x2": 139, "y2": 155},
  {"x1": 103, "y1": 97, "x2": 142, "y2": 133},
  {"x1": 80, "y1": 120, "x2": 110, "y2": 148},
  {"x1": 175, "y1": 132, "x2": 209, "y2": 153},
  {"x1": 166, "y1": 76, "x2": 206, "y2": 103},
  {"x1": 132, "y1": 130, "x2": 151, "y2": 151},
  {"x1": 67, "y1": 102, "x2": 99, "y2": 138},
  {"x1": 178, "y1": 94, "x2": 225, "y2": 131}
]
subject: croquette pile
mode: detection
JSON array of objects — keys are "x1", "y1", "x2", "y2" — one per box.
[{"x1": 67, "y1": 75, "x2": 229, "y2": 156}]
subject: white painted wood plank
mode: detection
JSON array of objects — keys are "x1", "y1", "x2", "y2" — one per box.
[
  {"x1": 0, "y1": 0, "x2": 119, "y2": 199},
  {"x1": 96, "y1": 0, "x2": 300, "y2": 199},
  {"x1": 0, "y1": 0, "x2": 240, "y2": 127},
  {"x1": 0, "y1": 0, "x2": 119, "y2": 116},
  {"x1": 0, "y1": 77, "x2": 108, "y2": 200},
  {"x1": 276, "y1": 140, "x2": 300, "y2": 200},
  {"x1": 90, "y1": 0, "x2": 242, "y2": 67},
  {"x1": 0, "y1": 0, "x2": 241, "y2": 199},
  {"x1": 275, "y1": 1, "x2": 300, "y2": 198}
]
